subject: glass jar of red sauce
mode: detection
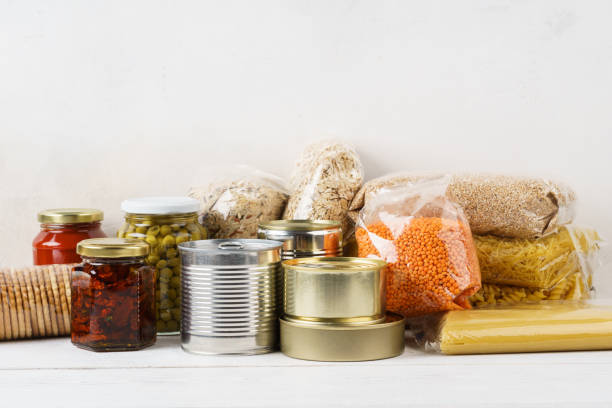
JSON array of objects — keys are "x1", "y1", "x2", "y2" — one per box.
[
  {"x1": 33, "y1": 209, "x2": 107, "y2": 265},
  {"x1": 71, "y1": 238, "x2": 156, "y2": 352}
]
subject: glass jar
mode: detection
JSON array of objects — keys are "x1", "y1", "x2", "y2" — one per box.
[
  {"x1": 71, "y1": 238, "x2": 156, "y2": 352},
  {"x1": 118, "y1": 197, "x2": 206, "y2": 335},
  {"x1": 32, "y1": 208, "x2": 107, "y2": 265}
]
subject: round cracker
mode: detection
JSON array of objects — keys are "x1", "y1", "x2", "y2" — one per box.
[
  {"x1": 48, "y1": 266, "x2": 65, "y2": 335},
  {"x1": 15, "y1": 269, "x2": 33, "y2": 338},
  {"x1": 3, "y1": 269, "x2": 20, "y2": 339},
  {"x1": 34, "y1": 267, "x2": 55, "y2": 336},
  {"x1": 40, "y1": 266, "x2": 59, "y2": 337},
  {"x1": 9, "y1": 268, "x2": 27, "y2": 338},
  {"x1": 21, "y1": 267, "x2": 39, "y2": 337},
  {"x1": 63, "y1": 265, "x2": 72, "y2": 306},
  {"x1": 30, "y1": 267, "x2": 47, "y2": 337},
  {"x1": 0, "y1": 268, "x2": 7, "y2": 340},
  {"x1": 52, "y1": 265, "x2": 71, "y2": 334}
]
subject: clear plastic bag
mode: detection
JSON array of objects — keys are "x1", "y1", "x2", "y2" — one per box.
[
  {"x1": 408, "y1": 301, "x2": 612, "y2": 355},
  {"x1": 473, "y1": 225, "x2": 601, "y2": 290},
  {"x1": 470, "y1": 273, "x2": 591, "y2": 308},
  {"x1": 283, "y1": 141, "x2": 363, "y2": 236},
  {"x1": 355, "y1": 177, "x2": 481, "y2": 318},
  {"x1": 350, "y1": 172, "x2": 576, "y2": 239},
  {"x1": 188, "y1": 166, "x2": 289, "y2": 239},
  {"x1": 0, "y1": 265, "x2": 73, "y2": 340}
]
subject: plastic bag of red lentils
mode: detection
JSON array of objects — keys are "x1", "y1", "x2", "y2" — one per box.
[{"x1": 355, "y1": 176, "x2": 481, "y2": 318}]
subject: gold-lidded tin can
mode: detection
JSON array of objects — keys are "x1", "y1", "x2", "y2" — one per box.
[
  {"x1": 280, "y1": 312, "x2": 405, "y2": 362},
  {"x1": 283, "y1": 257, "x2": 386, "y2": 325},
  {"x1": 258, "y1": 220, "x2": 342, "y2": 260}
]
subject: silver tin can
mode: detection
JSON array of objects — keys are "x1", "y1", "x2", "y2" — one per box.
[
  {"x1": 257, "y1": 220, "x2": 343, "y2": 260},
  {"x1": 178, "y1": 239, "x2": 283, "y2": 355}
]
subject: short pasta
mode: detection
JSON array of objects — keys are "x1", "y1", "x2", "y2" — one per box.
[{"x1": 474, "y1": 226, "x2": 600, "y2": 290}]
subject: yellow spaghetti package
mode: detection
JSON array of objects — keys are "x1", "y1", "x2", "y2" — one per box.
[
  {"x1": 408, "y1": 301, "x2": 612, "y2": 355},
  {"x1": 473, "y1": 226, "x2": 601, "y2": 290}
]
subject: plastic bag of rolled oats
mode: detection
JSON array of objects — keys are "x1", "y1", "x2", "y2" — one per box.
[
  {"x1": 282, "y1": 141, "x2": 364, "y2": 236},
  {"x1": 350, "y1": 172, "x2": 576, "y2": 239},
  {"x1": 188, "y1": 166, "x2": 289, "y2": 239}
]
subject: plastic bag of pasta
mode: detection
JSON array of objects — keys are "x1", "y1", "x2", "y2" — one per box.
[
  {"x1": 350, "y1": 172, "x2": 576, "y2": 239},
  {"x1": 407, "y1": 301, "x2": 612, "y2": 355},
  {"x1": 283, "y1": 141, "x2": 363, "y2": 237},
  {"x1": 473, "y1": 226, "x2": 601, "y2": 290},
  {"x1": 355, "y1": 177, "x2": 481, "y2": 318},
  {"x1": 188, "y1": 166, "x2": 289, "y2": 239},
  {"x1": 469, "y1": 272, "x2": 591, "y2": 308}
]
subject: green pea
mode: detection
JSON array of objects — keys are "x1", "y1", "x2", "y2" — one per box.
[
  {"x1": 159, "y1": 282, "x2": 169, "y2": 294},
  {"x1": 159, "y1": 268, "x2": 172, "y2": 282},
  {"x1": 167, "y1": 289, "x2": 177, "y2": 300},
  {"x1": 136, "y1": 226, "x2": 147, "y2": 234},
  {"x1": 190, "y1": 231, "x2": 201, "y2": 241},
  {"x1": 156, "y1": 259, "x2": 168, "y2": 269},
  {"x1": 166, "y1": 320, "x2": 179, "y2": 332},
  {"x1": 171, "y1": 308, "x2": 181, "y2": 321},
  {"x1": 170, "y1": 276, "x2": 180, "y2": 289},
  {"x1": 166, "y1": 248, "x2": 178, "y2": 259},
  {"x1": 162, "y1": 235, "x2": 176, "y2": 247},
  {"x1": 172, "y1": 265, "x2": 181, "y2": 275},
  {"x1": 147, "y1": 225, "x2": 160, "y2": 236},
  {"x1": 160, "y1": 311, "x2": 172, "y2": 322},
  {"x1": 160, "y1": 224, "x2": 172, "y2": 236},
  {"x1": 167, "y1": 257, "x2": 180, "y2": 268},
  {"x1": 176, "y1": 234, "x2": 189, "y2": 244},
  {"x1": 146, "y1": 255, "x2": 160, "y2": 265},
  {"x1": 159, "y1": 299, "x2": 173, "y2": 309},
  {"x1": 171, "y1": 224, "x2": 180, "y2": 232},
  {"x1": 145, "y1": 235, "x2": 158, "y2": 246}
]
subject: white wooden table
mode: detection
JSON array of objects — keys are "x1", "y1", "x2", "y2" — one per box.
[{"x1": 1, "y1": 336, "x2": 611, "y2": 407}]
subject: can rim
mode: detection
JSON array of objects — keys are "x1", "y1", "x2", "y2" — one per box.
[
  {"x1": 178, "y1": 238, "x2": 283, "y2": 253},
  {"x1": 258, "y1": 219, "x2": 341, "y2": 232},
  {"x1": 280, "y1": 312, "x2": 404, "y2": 331},
  {"x1": 282, "y1": 256, "x2": 386, "y2": 272}
]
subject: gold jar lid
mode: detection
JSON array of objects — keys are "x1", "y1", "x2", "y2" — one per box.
[
  {"x1": 38, "y1": 208, "x2": 103, "y2": 224},
  {"x1": 258, "y1": 220, "x2": 340, "y2": 231},
  {"x1": 283, "y1": 257, "x2": 386, "y2": 324},
  {"x1": 77, "y1": 238, "x2": 149, "y2": 258},
  {"x1": 280, "y1": 313, "x2": 405, "y2": 362}
]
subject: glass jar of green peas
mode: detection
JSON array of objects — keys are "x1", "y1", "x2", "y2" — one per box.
[{"x1": 118, "y1": 197, "x2": 206, "y2": 335}]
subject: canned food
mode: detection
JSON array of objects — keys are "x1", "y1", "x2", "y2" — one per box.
[
  {"x1": 283, "y1": 257, "x2": 386, "y2": 325},
  {"x1": 178, "y1": 239, "x2": 282, "y2": 355},
  {"x1": 258, "y1": 220, "x2": 342, "y2": 260},
  {"x1": 280, "y1": 312, "x2": 405, "y2": 362}
]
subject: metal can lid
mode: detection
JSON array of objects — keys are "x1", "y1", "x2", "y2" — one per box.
[
  {"x1": 179, "y1": 239, "x2": 282, "y2": 266},
  {"x1": 77, "y1": 238, "x2": 149, "y2": 258},
  {"x1": 259, "y1": 219, "x2": 340, "y2": 232},
  {"x1": 280, "y1": 312, "x2": 405, "y2": 362},
  {"x1": 121, "y1": 197, "x2": 200, "y2": 215},
  {"x1": 38, "y1": 208, "x2": 103, "y2": 224},
  {"x1": 283, "y1": 257, "x2": 386, "y2": 272}
]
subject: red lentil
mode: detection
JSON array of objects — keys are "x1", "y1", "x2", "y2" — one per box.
[{"x1": 356, "y1": 217, "x2": 481, "y2": 317}]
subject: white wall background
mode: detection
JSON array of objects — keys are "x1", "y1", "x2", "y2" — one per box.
[{"x1": 1, "y1": 1, "x2": 611, "y2": 289}]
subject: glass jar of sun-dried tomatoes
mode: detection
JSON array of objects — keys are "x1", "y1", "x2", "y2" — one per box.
[{"x1": 71, "y1": 238, "x2": 156, "y2": 352}]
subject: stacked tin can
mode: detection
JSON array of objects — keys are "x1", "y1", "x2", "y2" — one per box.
[
  {"x1": 178, "y1": 239, "x2": 282, "y2": 355},
  {"x1": 257, "y1": 220, "x2": 343, "y2": 260},
  {"x1": 279, "y1": 257, "x2": 405, "y2": 362}
]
